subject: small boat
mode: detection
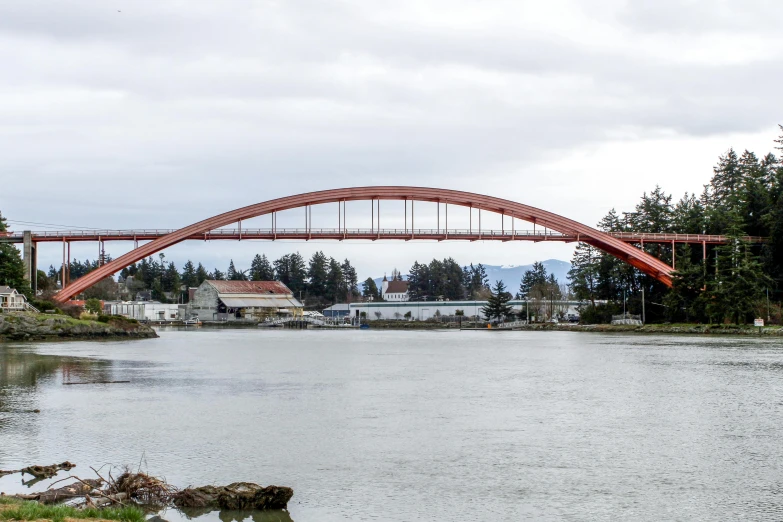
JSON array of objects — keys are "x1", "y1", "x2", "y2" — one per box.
[
  {"x1": 183, "y1": 317, "x2": 202, "y2": 326},
  {"x1": 359, "y1": 324, "x2": 370, "y2": 329}
]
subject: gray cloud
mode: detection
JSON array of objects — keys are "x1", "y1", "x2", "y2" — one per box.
[{"x1": 1, "y1": 0, "x2": 781, "y2": 277}]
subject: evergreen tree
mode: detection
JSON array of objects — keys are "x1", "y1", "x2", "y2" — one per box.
[
  {"x1": 195, "y1": 263, "x2": 210, "y2": 285},
  {"x1": 341, "y1": 259, "x2": 359, "y2": 300},
  {"x1": 0, "y1": 212, "x2": 31, "y2": 297},
  {"x1": 407, "y1": 261, "x2": 428, "y2": 301},
  {"x1": 362, "y1": 277, "x2": 381, "y2": 300},
  {"x1": 250, "y1": 254, "x2": 275, "y2": 281},
  {"x1": 286, "y1": 252, "x2": 308, "y2": 294},
  {"x1": 163, "y1": 261, "x2": 181, "y2": 296},
  {"x1": 325, "y1": 257, "x2": 346, "y2": 302},
  {"x1": 568, "y1": 244, "x2": 599, "y2": 306},
  {"x1": 307, "y1": 251, "x2": 329, "y2": 297},
  {"x1": 181, "y1": 260, "x2": 198, "y2": 288},
  {"x1": 519, "y1": 261, "x2": 548, "y2": 298},
  {"x1": 227, "y1": 260, "x2": 246, "y2": 280},
  {"x1": 482, "y1": 280, "x2": 513, "y2": 322},
  {"x1": 211, "y1": 268, "x2": 225, "y2": 280}
]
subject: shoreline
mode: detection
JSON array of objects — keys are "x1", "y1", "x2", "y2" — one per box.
[
  {"x1": 180, "y1": 320, "x2": 783, "y2": 336},
  {"x1": 0, "y1": 313, "x2": 158, "y2": 342}
]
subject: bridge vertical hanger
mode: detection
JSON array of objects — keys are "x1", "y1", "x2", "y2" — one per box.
[
  {"x1": 512, "y1": 214, "x2": 515, "y2": 239},
  {"x1": 377, "y1": 198, "x2": 380, "y2": 239},
  {"x1": 238, "y1": 220, "x2": 242, "y2": 241},
  {"x1": 371, "y1": 199, "x2": 374, "y2": 234},
  {"x1": 61, "y1": 238, "x2": 66, "y2": 289},
  {"x1": 445, "y1": 203, "x2": 448, "y2": 240},
  {"x1": 478, "y1": 205, "x2": 482, "y2": 239},
  {"x1": 469, "y1": 204, "x2": 472, "y2": 234},
  {"x1": 437, "y1": 201, "x2": 440, "y2": 233},
  {"x1": 273, "y1": 211, "x2": 277, "y2": 240},
  {"x1": 671, "y1": 239, "x2": 675, "y2": 269},
  {"x1": 412, "y1": 200, "x2": 415, "y2": 239},
  {"x1": 404, "y1": 198, "x2": 407, "y2": 234},
  {"x1": 343, "y1": 200, "x2": 346, "y2": 239}
]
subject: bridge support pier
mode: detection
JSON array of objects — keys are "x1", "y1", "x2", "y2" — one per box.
[{"x1": 23, "y1": 231, "x2": 37, "y2": 293}]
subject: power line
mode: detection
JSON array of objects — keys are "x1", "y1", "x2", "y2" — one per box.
[{"x1": 5, "y1": 219, "x2": 105, "y2": 230}]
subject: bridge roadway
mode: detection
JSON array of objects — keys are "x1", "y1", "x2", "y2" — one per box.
[{"x1": 0, "y1": 228, "x2": 765, "y2": 245}]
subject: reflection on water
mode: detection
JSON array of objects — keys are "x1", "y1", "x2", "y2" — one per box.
[
  {"x1": 173, "y1": 508, "x2": 293, "y2": 522},
  {"x1": 1, "y1": 331, "x2": 783, "y2": 522}
]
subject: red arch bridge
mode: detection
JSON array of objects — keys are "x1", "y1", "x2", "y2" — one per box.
[{"x1": 0, "y1": 187, "x2": 765, "y2": 302}]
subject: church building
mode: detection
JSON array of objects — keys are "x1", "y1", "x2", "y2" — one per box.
[{"x1": 381, "y1": 274, "x2": 409, "y2": 302}]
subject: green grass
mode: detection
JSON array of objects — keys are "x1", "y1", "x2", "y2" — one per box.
[{"x1": 0, "y1": 498, "x2": 144, "y2": 522}]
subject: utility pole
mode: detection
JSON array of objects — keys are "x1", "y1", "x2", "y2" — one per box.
[
  {"x1": 767, "y1": 288, "x2": 771, "y2": 322},
  {"x1": 641, "y1": 285, "x2": 645, "y2": 325}
]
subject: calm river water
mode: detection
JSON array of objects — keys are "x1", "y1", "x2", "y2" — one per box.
[{"x1": 1, "y1": 329, "x2": 782, "y2": 521}]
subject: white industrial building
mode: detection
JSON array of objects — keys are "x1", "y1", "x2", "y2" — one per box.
[
  {"x1": 108, "y1": 301, "x2": 181, "y2": 322},
  {"x1": 349, "y1": 300, "x2": 584, "y2": 322}
]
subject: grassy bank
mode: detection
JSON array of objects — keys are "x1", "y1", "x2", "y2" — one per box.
[
  {"x1": 0, "y1": 497, "x2": 144, "y2": 522},
  {"x1": 0, "y1": 313, "x2": 158, "y2": 342},
  {"x1": 354, "y1": 320, "x2": 783, "y2": 335},
  {"x1": 497, "y1": 323, "x2": 783, "y2": 335}
]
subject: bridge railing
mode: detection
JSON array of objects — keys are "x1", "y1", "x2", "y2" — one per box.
[
  {"x1": 610, "y1": 232, "x2": 766, "y2": 243},
  {"x1": 3, "y1": 228, "x2": 768, "y2": 244}
]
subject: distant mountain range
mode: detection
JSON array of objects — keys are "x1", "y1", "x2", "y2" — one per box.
[{"x1": 372, "y1": 259, "x2": 571, "y2": 293}]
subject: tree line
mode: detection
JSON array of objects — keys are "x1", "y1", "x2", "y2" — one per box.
[
  {"x1": 35, "y1": 251, "x2": 360, "y2": 306},
  {"x1": 567, "y1": 126, "x2": 783, "y2": 324}
]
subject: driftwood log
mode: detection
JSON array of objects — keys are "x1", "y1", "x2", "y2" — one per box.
[
  {"x1": 6, "y1": 465, "x2": 293, "y2": 513},
  {"x1": 173, "y1": 482, "x2": 293, "y2": 511},
  {"x1": 0, "y1": 462, "x2": 75, "y2": 479},
  {"x1": 15, "y1": 479, "x2": 103, "y2": 504}
]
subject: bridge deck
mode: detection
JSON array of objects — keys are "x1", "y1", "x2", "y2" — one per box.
[{"x1": 0, "y1": 228, "x2": 765, "y2": 244}]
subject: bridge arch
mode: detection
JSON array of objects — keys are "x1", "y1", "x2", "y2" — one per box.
[{"x1": 53, "y1": 187, "x2": 673, "y2": 302}]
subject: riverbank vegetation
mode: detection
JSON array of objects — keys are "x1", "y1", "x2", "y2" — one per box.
[
  {"x1": 0, "y1": 497, "x2": 144, "y2": 522},
  {"x1": 566, "y1": 127, "x2": 783, "y2": 325},
  {"x1": 0, "y1": 313, "x2": 157, "y2": 342}
]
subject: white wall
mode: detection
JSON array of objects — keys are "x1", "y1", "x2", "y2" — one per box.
[{"x1": 349, "y1": 300, "x2": 584, "y2": 321}]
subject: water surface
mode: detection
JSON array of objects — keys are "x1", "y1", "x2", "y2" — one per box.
[{"x1": 1, "y1": 330, "x2": 782, "y2": 521}]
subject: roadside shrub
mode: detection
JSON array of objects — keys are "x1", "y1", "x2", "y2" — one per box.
[
  {"x1": 29, "y1": 298, "x2": 62, "y2": 314},
  {"x1": 578, "y1": 303, "x2": 621, "y2": 324}
]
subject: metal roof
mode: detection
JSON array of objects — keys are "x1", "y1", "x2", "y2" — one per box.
[
  {"x1": 220, "y1": 297, "x2": 303, "y2": 308},
  {"x1": 206, "y1": 280, "x2": 292, "y2": 295}
]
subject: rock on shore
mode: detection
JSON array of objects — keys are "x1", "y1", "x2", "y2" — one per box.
[{"x1": 0, "y1": 312, "x2": 158, "y2": 342}]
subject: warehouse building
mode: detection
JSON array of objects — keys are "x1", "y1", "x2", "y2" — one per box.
[{"x1": 188, "y1": 280, "x2": 303, "y2": 322}]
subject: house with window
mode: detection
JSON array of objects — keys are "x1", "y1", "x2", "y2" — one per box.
[
  {"x1": 0, "y1": 286, "x2": 29, "y2": 312},
  {"x1": 188, "y1": 280, "x2": 303, "y2": 322}
]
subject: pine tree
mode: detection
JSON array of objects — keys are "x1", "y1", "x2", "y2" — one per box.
[
  {"x1": 307, "y1": 251, "x2": 329, "y2": 297},
  {"x1": 181, "y1": 260, "x2": 198, "y2": 288},
  {"x1": 341, "y1": 259, "x2": 359, "y2": 300},
  {"x1": 325, "y1": 257, "x2": 345, "y2": 302},
  {"x1": 568, "y1": 243, "x2": 599, "y2": 306},
  {"x1": 0, "y1": 212, "x2": 31, "y2": 297},
  {"x1": 195, "y1": 263, "x2": 210, "y2": 285},
  {"x1": 519, "y1": 261, "x2": 548, "y2": 298},
  {"x1": 482, "y1": 280, "x2": 513, "y2": 322},
  {"x1": 227, "y1": 260, "x2": 245, "y2": 280},
  {"x1": 362, "y1": 277, "x2": 380, "y2": 300},
  {"x1": 250, "y1": 254, "x2": 275, "y2": 281}
]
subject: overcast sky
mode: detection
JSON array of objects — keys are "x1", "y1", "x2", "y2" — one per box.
[{"x1": 1, "y1": 0, "x2": 781, "y2": 281}]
